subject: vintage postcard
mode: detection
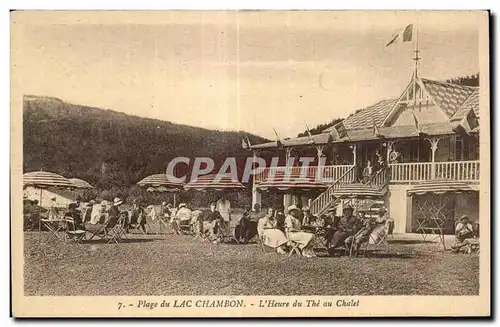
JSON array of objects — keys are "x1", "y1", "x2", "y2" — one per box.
[{"x1": 11, "y1": 10, "x2": 490, "y2": 317}]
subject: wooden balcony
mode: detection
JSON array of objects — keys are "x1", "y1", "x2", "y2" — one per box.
[
  {"x1": 254, "y1": 160, "x2": 480, "y2": 185},
  {"x1": 389, "y1": 160, "x2": 480, "y2": 183}
]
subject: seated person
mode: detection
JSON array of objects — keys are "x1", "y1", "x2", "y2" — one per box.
[
  {"x1": 171, "y1": 203, "x2": 192, "y2": 235},
  {"x1": 451, "y1": 215, "x2": 475, "y2": 252},
  {"x1": 203, "y1": 202, "x2": 225, "y2": 243},
  {"x1": 345, "y1": 212, "x2": 377, "y2": 256},
  {"x1": 284, "y1": 205, "x2": 316, "y2": 257},
  {"x1": 330, "y1": 205, "x2": 356, "y2": 250},
  {"x1": 128, "y1": 200, "x2": 147, "y2": 233},
  {"x1": 235, "y1": 205, "x2": 252, "y2": 243},
  {"x1": 274, "y1": 207, "x2": 286, "y2": 233},
  {"x1": 64, "y1": 203, "x2": 83, "y2": 229},
  {"x1": 257, "y1": 208, "x2": 288, "y2": 254}
]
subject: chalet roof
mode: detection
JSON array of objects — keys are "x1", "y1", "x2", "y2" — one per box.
[
  {"x1": 450, "y1": 89, "x2": 480, "y2": 122},
  {"x1": 421, "y1": 79, "x2": 477, "y2": 118},
  {"x1": 333, "y1": 122, "x2": 460, "y2": 143},
  {"x1": 323, "y1": 99, "x2": 397, "y2": 132},
  {"x1": 250, "y1": 133, "x2": 331, "y2": 150}
]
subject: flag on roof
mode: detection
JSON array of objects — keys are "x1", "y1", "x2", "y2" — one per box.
[
  {"x1": 332, "y1": 121, "x2": 348, "y2": 140},
  {"x1": 372, "y1": 117, "x2": 381, "y2": 137},
  {"x1": 241, "y1": 138, "x2": 248, "y2": 149},
  {"x1": 386, "y1": 24, "x2": 413, "y2": 47}
]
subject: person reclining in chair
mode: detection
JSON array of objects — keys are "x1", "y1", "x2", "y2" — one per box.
[
  {"x1": 284, "y1": 205, "x2": 316, "y2": 257},
  {"x1": 171, "y1": 203, "x2": 192, "y2": 235},
  {"x1": 329, "y1": 205, "x2": 357, "y2": 251},
  {"x1": 345, "y1": 212, "x2": 377, "y2": 257},
  {"x1": 257, "y1": 207, "x2": 288, "y2": 254},
  {"x1": 128, "y1": 200, "x2": 147, "y2": 234},
  {"x1": 204, "y1": 202, "x2": 225, "y2": 243},
  {"x1": 65, "y1": 202, "x2": 83, "y2": 230}
]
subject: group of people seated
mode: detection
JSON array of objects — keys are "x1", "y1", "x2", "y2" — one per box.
[{"x1": 253, "y1": 202, "x2": 392, "y2": 257}]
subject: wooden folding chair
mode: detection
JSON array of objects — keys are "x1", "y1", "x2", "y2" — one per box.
[
  {"x1": 287, "y1": 240, "x2": 302, "y2": 257},
  {"x1": 39, "y1": 218, "x2": 67, "y2": 243}
]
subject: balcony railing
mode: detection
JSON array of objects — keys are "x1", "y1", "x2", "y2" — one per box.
[
  {"x1": 435, "y1": 160, "x2": 480, "y2": 181},
  {"x1": 389, "y1": 162, "x2": 433, "y2": 182},
  {"x1": 254, "y1": 165, "x2": 354, "y2": 183},
  {"x1": 254, "y1": 160, "x2": 480, "y2": 185},
  {"x1": 389, "y1": 160, "x2": 479, "y2": 183}
]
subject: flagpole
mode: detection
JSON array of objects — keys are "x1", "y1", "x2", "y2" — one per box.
[{"x1": 412, "y1": 24, "x2": 420, "y2": 113}]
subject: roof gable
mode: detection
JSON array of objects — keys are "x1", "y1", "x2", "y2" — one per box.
[
  {"x1": 450, "y1": 89, "x2": 480, "y2": 122},
  {"x1": 421, "y1": 78, "x2": 477, "y2": 118}
]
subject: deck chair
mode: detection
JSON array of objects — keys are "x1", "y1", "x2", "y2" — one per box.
[
  {"x1": 64, "y1": 218, "x2": 86, "y2": 244},
  {"x1": 127, "y1": 210, "x2": 147, "y2": 234},
  {"x1": 86, "y1": 215, "x2": 126, "y2": 244},
  {"x1": 178, "y1": 219, "x2": 192, "y2": 235}
]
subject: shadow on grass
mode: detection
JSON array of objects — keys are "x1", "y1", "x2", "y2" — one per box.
[
  {"x1": 316, "y1": 248, "x2": 420, "y2": 259},
  {"x1": 388, "y1": 239, "x2": 436, "y2": 245},
  {"x1": 83, "y1": 238, "x2": 159, "y2": 244}
]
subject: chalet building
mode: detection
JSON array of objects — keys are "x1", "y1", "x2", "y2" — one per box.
[{"x1": 249, "y1": 73, "x2": 480, "y2": 235}]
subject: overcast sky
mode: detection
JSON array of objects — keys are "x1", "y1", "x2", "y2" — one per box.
[{"x1": 13, "y1": 11, "x2": 482, "y2": 139}]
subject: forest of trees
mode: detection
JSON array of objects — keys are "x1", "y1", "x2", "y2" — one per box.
[
  {"x1": 23, "y1": 96, "x2": 268, "y2": 205},
  {"x1": 445, "y1": 73, "x2": 479, "y2": 86},
  {"x1": 296, "y1": 118, "x2": 343, "y2": 137}
]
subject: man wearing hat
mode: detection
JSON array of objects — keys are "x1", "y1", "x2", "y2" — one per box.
[
  {"x1": 301, "y1": 206, "x2": 317, "y2": 227},
  {"x1": 284, "y1": 205, "x2": 316, "y2": 257},
  {"x1": 329, "y1": 204, "x2": 356, "y2": 249},
  {"x1": 108, "y1": 197, "x2": 124, "y2": 225},
  {"x1": 65, "y1": 202, "x2": 83, "y2": 229}
]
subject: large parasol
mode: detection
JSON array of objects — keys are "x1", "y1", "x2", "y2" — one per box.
[
  {"x1": 183, "y1": 173, "x2": 246, "y2": 191},
  {"x1": 24, "y1": 170, "x2": 76, "y2": 243},
  {"x1": 23, "y1": 170, "x2": 75, "y2": 206},
  {"x1": 137, "y1": 174, "x2": 184, "y2": 207},
  {"x1": 69, "y1": 178, "x2": 93, "y2": 189}
]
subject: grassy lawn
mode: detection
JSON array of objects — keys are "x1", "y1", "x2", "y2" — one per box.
[{"x1": 24, "y1": 231, "x2": 479, "y2": 296}]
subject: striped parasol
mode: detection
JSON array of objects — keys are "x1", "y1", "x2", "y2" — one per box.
[
  {"x1": 137, "y1": 174, "x2": 184, "y2": 190},
  {"x1": 137, "y1": 174, "x2": 184, "y2": 207},
  {"x1": 184, "y1": 173, "x2": 246, "y2": 191},
  {"x1": 69, "y1": 178, "x2": 93, "y2": 189},
  {"x1": 407, "y1": 179, "x2": 474, "y2": 195},
  {"x1": 23, "y1": 171, "x2": 74, "y2": 189},
  {"x1": 257, "y1": 171, "x2": 327, "y2": 192}
]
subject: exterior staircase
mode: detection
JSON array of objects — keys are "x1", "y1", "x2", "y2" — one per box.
[{"x1": 310, "y1": 166, "x2": 390, "y2": 217}]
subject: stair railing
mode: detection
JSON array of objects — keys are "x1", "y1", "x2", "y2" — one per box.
[
  {"x1": 371, "y1": 166, "x2": 390, "y2": 189},
  {"x1": 310, "y1": 165, "x2": 356, "y2": 216}
]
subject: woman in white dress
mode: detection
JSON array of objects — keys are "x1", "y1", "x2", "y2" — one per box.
[
  {"x1": 284, "y1": 205, "x2": 316, "y2": 257},
  {"x1": 257, "y1": 208, "x2": 288, "y2": 254}
]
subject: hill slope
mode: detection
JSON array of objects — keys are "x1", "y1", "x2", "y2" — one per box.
[{"x1": 23, "y1": 95, "x2": 268, "y2": 189}]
